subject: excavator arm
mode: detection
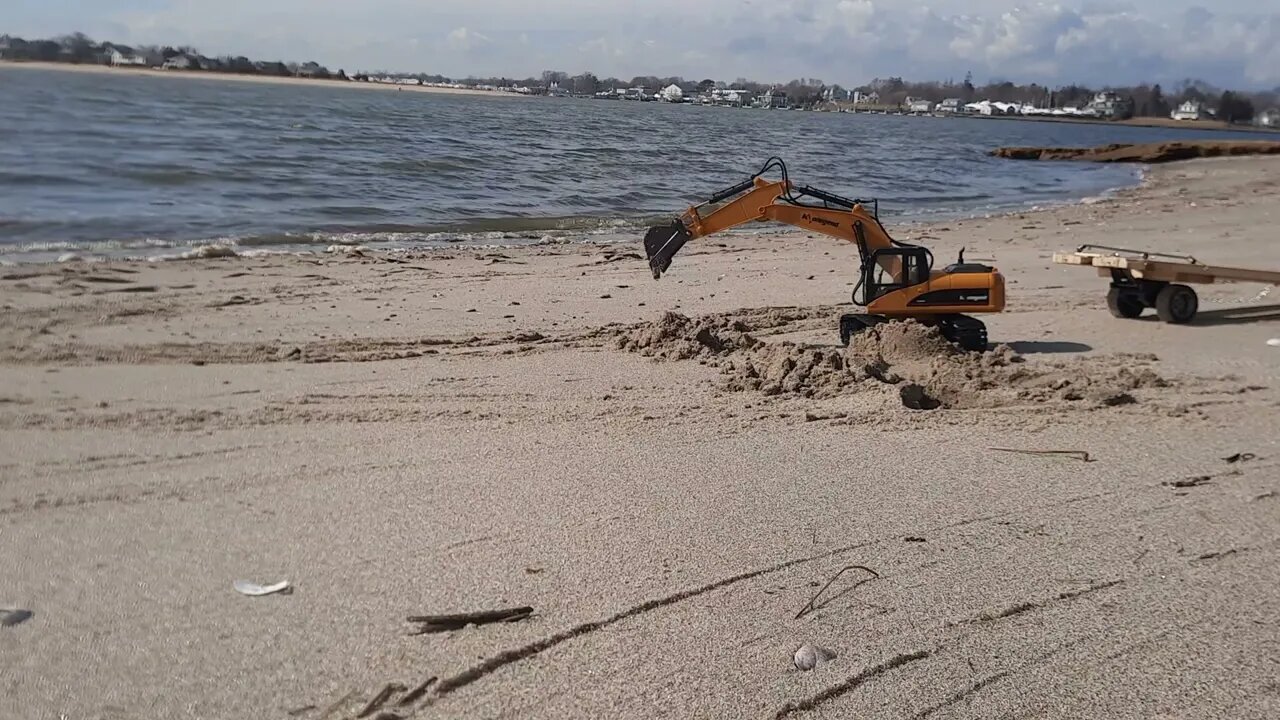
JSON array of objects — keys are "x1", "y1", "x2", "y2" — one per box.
[{"x1": 643, "y1": 169, "x2": 902, "y2": 282}]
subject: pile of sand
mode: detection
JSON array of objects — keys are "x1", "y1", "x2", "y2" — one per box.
[
  {"x1": 614, "y1": 311, "x2": 763, "y2": 360},
  {"x1": 616, "y1": 312, "x2": 1171, "y2": 411}
]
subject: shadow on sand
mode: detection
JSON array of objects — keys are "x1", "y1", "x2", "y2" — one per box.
[
  {"x1": 1190, "y1": 304, "x2": 1280, "y2": 326},
  {"x1": 1005, "y1": 340, "x2": 1093, "y2": 354}
]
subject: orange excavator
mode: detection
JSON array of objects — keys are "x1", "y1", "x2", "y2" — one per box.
[{"x1": 642, "y1": 158, "x2": 1006, "y2": 351}]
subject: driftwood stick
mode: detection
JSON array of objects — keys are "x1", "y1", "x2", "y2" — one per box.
[
  {"x1": 407, "y1": 606, "x2": 534, "y2": 634},
  {"x1": 795, "y1": 565, "x2": 880, "y2": 620},
  {"x1": 988, "y1": 447, "x2": 1093, "y2": 462}
]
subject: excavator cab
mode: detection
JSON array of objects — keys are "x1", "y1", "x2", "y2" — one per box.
[
  {"x1": 863, "y1": 246, "x2": 932, "y2": 301},
  {"x1": 641, "y1": 158, "x2": 1005, "y2": 352}
]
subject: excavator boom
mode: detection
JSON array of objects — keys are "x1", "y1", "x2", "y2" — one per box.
[{"x1": 640, "y1": 158, "x2": 1006, "y2": 351}]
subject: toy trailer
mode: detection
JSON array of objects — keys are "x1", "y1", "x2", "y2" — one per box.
[{"x1": 1052, "y1": 244, "x2": 1280, "y2": 324}]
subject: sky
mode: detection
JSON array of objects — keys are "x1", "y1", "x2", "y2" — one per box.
[{"x1": 6, "y1": 1, "x2": 1280, "y2": 89}]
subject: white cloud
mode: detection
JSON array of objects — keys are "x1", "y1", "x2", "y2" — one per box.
[
  {"x1": 835, "y1": 0, "x2": 876, "y2": 36},
  {"x1": 6, "y1": 1, "x2": 1278, "y2": 87},
  {"x1": 446, "y1": 27, "x2": 491, "y2": 52}
]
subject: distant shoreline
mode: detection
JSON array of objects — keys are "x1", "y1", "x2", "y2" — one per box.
[
  {"x1": 0, "y1": 60, "x2": 526, "y2": 98},
  {"x1": 6, "y1": 61, "x2": 1276, "y2": 134}
]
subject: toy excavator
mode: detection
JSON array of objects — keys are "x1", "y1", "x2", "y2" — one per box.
[{"x1": 642, "y1": 158, "x2": 1006, "y2": 351}]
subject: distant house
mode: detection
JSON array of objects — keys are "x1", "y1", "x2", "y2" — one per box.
[
  {"x1": 257, "y1": 61, "x2": 290, "y2": 77},
  {"x1": 821, "y1": 87, "x2": 849, "y2": 102},
  {"x1": 1171, "y1": 100, "x2": 1209, "y2": 121},
  {"x1": 852, "y1": 90, "x2": 880, "y2": 105},
  {"x1": 110, "y1": 49, "x2": 147, "y2": 66},
  {"x1": 198, "y1": 56, "x2": 229, "y2": 71},
  {"x1": 295, "y1": 61, "x2": 328, "y2": 78},
  {"x1": 1257, "y1": 109, "x2": 1280, "y2": 128},
  {"x1": 1087, "y1": 91, "x2": 1132, "y2": 119},
  {"x1": 163, "y1": 54, "x2": 197, "y2": 70},
  {"x1": 961, "y1": 100, "x2": 1020, "y2": 116},
  {"x1": 103, "y1": 44, "x2": 147, "y2": 67},
  {"x1": 906, "y1": 98, "x2": 934, "y2": 114},
  {"x1": 659, "y1": 83, "x2": 684, "y2": 103},
  {"x1": 761, "y1": 88, "x2": 789, "y2": 109},
  {"x1": 710, "y1": 88, "x2": 753, "y2": 107},
  {"x1": 937, "y1": 98, "x2": 963, "y2": 114}
]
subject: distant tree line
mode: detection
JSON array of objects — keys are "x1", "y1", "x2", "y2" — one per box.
[
  {"x1": 853, "y1": 74, "x2": 1273, "y2": 123},
  {"x1": 0, "y1": 32, "x2": 347, "y2": 81},
  {"x1": 5, "y1": 32, "x2": 1276, "y2": 122},
  {"x1": 431, "y1": 68, "x2": 1278, "y2": 122}
]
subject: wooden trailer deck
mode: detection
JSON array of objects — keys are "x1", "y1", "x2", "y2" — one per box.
[{"x1": 1052, "y1": 244, "x2": 1280, "y2": 323}]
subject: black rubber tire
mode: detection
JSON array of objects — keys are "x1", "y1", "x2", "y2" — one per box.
[
  {"x1": 1106, "y1": 287, "x2": 1145, "y2": 319},
  {"x1": 1155, "y1": 284, "x2": 1198, "y2": 324}
]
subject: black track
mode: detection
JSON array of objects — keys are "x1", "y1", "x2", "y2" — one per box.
[
  {"x1": 937, "y1": 314, "x2": 988, "y2": 352},
  {"x1": 840, "y1": 313, "x2": 988, "y2": 352},
  {"x1": 838, "y1": 313, "x2": 886, "y2": 346}
]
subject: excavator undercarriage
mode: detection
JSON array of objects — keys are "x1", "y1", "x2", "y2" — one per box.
[{"x1": 642, "y1": 158, "x2": 1005, "y2": 352}]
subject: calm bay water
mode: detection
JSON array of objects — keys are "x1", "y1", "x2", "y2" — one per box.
[{"x1": 0, "y1": 67, "x2": 1269, "y2": 262}]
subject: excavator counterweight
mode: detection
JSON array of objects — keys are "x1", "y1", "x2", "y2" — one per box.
[{"x1": 641, "y1": 158, "x2": 1006, "y2": 351}]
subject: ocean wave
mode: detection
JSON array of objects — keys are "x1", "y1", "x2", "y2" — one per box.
[{"x1": 0, "y1": 171, "x2": 97, "y2": 187}]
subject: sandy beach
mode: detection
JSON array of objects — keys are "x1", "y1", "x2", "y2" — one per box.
[
  {"x1": 2, "y1": 156, "x2": 1279, "y2": 719},
  {"x1": 0, "y1": 61, "x2": 523, "y2": 98}
]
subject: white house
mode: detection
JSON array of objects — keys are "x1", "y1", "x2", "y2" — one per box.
[
  {"x1": 852, "y1": 91, "x2": 880, "y2": 105},
  {"x1": 907, "y1": 98, "x2": 934, "y2": 114},
  {"x1": 760, "y1": 88, "x2": 789, "y2": 109},
  {"x1": 659, "y1": 84, "x2": 684, "y2": 103},
  {"x1": 822, "y1": 87, "x2": 850, "y2": 102},
  {"x1": 163, "y1": 54, "x2": 197, "y2": 70},
  {"x1": 708, "y1": 88, "x2": 752, "y2": 107},
  {"x1": 1171, "y1": 100, "x2": 1208, "y2": 121},
  {"x1": 936, "y1": 98, "x2": 963, "y2": 113},
  {"x1": 108, "y1": 48, "x2": 147, "y2": 66},
  {"x1": 1257, "y1": 109, "x2": 1280, "y2": 128},
  {"x1": 1086, "y1": 92, "x2": 1131, "y2": 119}
]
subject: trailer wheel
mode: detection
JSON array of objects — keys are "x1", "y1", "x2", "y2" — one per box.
[
  {"x1": 1155, "y1": 284, "x2": 1197, "y2": 324},
  {"x1": 1106, "y1": 288, "x2": 1145, "y2": 319}
]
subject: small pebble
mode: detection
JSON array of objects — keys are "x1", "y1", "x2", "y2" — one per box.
[{"x1": 793, "y1": 643, "x2": 836, "y2": 671}]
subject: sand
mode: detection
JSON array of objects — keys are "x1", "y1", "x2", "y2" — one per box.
[
  {"x1": 613, "y1": 312, "x2": 1171, "y2": 410},
  {"x1": 0, "y1": 61, "x2": 526, "y2": 98},
  {"x1": 992, "y1": 140, "x2": 1280, "y2": 163},
  {"x1": 2, "y1": 156, "x2": 1280, "y2": 720}
]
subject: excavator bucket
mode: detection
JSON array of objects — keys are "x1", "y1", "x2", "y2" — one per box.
[{"x1": 643, "y1": 221, "x2": 691, "y2": 280}]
